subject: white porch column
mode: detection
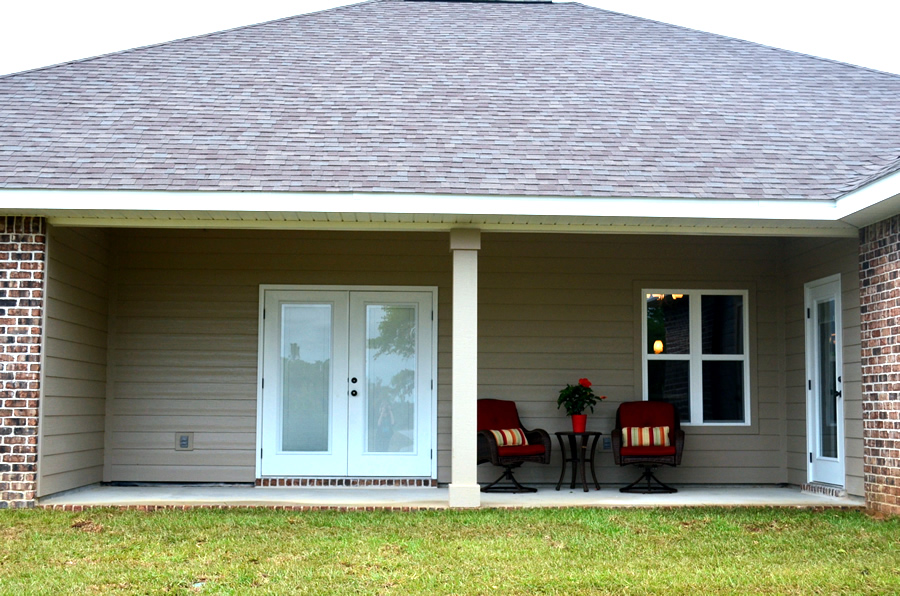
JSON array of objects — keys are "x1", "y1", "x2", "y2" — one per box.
[{"x1": 448, "y1": 228, "x2": 481, "y2": 508}]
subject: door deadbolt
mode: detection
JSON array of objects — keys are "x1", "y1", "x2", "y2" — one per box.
[{"x1": 350, "y1": 377, "x2": 358, "y2": 384}]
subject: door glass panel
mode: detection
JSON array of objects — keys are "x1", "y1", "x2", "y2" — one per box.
[
  {"x1": 646, "y1": 294, "x2": 690, "y2": 354},
  {"x1": 281, "y1": 304, "x2": 331, "y2": 452},
  {"x1": 648, "y1": 360, "x2": 690, "y2": 422},
  {"x1": 818, "y1": 300, "x2": 838, "y2": 458},
  {"x1": 366, "y1": 304, "x2": 416, "y2": 453}
]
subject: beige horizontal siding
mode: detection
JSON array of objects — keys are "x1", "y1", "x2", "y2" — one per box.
[
  {"x1": 103, "y1": 229, "x2": 806, "y2": 486},
  {"x1": 782, "y1": 237, "x2": 863, "y2": 496},
  {"x1": 107, "y1": 230, "x2": 451, "y2": 483},
  {"x1": 110, "y1": 431, "x2": 255, "y2": 450},
  {"x1": 469, "y1": 233, "x2": 787, "y2": 486},
  {"x1": 106, "y1": 465, "x2": 251, "y2": 483},
  {"x1": 38, "y1": 226, "x2": 110, "y2": 497}
]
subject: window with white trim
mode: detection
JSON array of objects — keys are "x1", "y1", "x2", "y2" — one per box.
[{"x1": 642, "y1": 290, "x2": 750, "y2": 425}]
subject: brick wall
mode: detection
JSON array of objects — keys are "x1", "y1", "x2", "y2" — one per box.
[
  {"x1": 0, "y1": 216, "x2": 45, "y2": 508},
  {"x1": 859, "y1": 215, "x2": 900, "y2": 515}
]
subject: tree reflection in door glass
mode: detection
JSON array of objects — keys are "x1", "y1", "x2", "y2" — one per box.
[{"x1": 366, "y1": 305, "x2": 416, "y2": 453}]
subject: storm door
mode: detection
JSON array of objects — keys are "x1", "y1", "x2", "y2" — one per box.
[
  {"x1": 259, "y1": 288, "x2": 435, "y2": 478},
  {"x1": 805, "y1": 276, "x2": 844, "y2": 487}
]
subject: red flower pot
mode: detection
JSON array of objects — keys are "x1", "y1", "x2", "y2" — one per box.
[{"x1": 571, "y1": 414, "x2": 587, "y2": 433}]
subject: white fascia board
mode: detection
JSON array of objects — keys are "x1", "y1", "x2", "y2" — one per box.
[
  {"x1": 0, "y1": 188, "x2": 841, "y2": 221},
  {"x1": 834, "y1": 168, "x2": 900, "y2": 228}
]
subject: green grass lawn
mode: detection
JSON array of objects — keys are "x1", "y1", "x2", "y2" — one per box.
[{"x1": 1, "y1": 507, "x2": 897, "y2": 595}]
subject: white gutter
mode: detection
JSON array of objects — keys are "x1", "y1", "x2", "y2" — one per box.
[
  {"x1": 11, "y1": 182, "x2": 900, "y2": 235},
  {"x1": 0, "y1": 188, "x2": 842, "y2": 220}
]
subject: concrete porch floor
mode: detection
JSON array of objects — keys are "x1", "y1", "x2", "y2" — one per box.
[{"x1": 39, "y1": 484, "x2": 865, "y2": 510}]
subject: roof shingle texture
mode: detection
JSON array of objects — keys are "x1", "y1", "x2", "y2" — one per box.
[{"x1": 1, "y1": 0, "x2": 899, "y2": 200}]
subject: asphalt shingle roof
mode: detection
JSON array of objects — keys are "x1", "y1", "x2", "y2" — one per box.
[{"x1": 1, "y1": 0, "x2": 899, "y2": 200}]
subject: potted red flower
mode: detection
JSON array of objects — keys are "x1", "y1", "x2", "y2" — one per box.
[{"x1": 557, "y1": 378, "x2": 606, "y2": 432}]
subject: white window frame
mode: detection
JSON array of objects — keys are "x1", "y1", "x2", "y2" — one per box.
[{"x1": 641, "y1": 289, "x2": 751, "y2": 426}]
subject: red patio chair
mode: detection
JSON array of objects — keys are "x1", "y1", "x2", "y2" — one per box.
[
  {"x1": 477, "y1": 399, "x2": 551, "y2": 493},
  {"x1": 611, "y1": 400, "x2": 685, "y2": 493}
]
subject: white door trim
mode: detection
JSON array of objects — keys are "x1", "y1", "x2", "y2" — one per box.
[
  {"x1": 259, "y1": 290, "x2": 350, "y2": 476},
  {"x1": 255, "y1": 285, "x2": 438, "y2": 479},
  {"x1": 804, "y1": 274, "x2": 845, "y2": 487}
]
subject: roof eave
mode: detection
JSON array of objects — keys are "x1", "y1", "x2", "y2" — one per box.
[
  {"x1": 835, "y1": 167, "x2": 900, "y2": 228},
  {"x1": 0, "y1": 188, "x2": 858, "y2": 237}
]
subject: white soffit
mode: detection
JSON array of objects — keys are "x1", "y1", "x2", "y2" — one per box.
[{"x1": 0, "y1": 188, "x2": 862, "y2": 237}]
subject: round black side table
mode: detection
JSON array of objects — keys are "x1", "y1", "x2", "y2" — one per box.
[{"x1": 554, "y1": 431, "x2": 602, "y2": 492}]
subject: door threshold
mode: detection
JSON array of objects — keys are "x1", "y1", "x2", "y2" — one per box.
[
  {"x1": 801, "y1": 483, "x2": 846, "y2": 498},
  {"x1": 256, "y1": 477, "x2": 436, "y2": 488}
]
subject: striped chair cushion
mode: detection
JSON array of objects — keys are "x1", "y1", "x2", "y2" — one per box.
[
  {"x1": 622, "y1": 426, "x2": 671, "y2": 448},
  {"x1": 489, "y1": 428, "x2": 529, "y2": 447}
]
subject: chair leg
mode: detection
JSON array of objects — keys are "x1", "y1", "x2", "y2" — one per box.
[
  {"x1": 481, "y1": 465, "x2": 539, "y2": 493},
  {"x1": 619, "y1": 465, "x2": 677, "y2": 494}
]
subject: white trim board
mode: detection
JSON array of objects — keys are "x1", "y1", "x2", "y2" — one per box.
[
  {"x1": 0, "y1": 189, "x2": 843, "y2": 219},
  {"x1": 2, "y1": 180, "x2": 898, "y2": 234}
]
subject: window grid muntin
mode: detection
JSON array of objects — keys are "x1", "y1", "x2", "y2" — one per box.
[{"x1": 642, "y1": 289, "x2": 750, "y2": 426}]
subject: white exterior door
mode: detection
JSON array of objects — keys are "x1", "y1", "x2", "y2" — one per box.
[
  {"x1": 805, "y1": 276, "x2": 844, "y2": 487},
  {"x1": 259, "y1": 288, "x2": 435, "y2": 478}
]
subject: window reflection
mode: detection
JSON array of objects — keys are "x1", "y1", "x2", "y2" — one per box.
[
  {"x1": 648, "y1": 360, "x2": 690, "y2": 422},
  {"x1": 702, "y1": 361, "x2": 744, "y2": 423},
  {"x1": 702, "y1": 295, "x2": 744, "y2": 354},
  {"x1": 646, "y1": 293, "x2": 690, "y2": 355},
  {"x1": 281, "y1": 305, "x2": 331, "y2": 452},
  {"x1": 818, "y1": 300, "x2": 837, "y2": 458}
]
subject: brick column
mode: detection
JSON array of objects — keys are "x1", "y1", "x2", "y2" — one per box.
[
  {"x1": 0, "y1": 216, "x2": 45, "y2": 509},
  {"x1": 859, "y1": 215, "x2": 900, "y2": 515}
]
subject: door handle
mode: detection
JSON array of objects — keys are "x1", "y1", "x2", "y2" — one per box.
[
  {"x1": 833, "y1": 389, "x2": 842, "y2": 399},
  {"x1": 351, "y1": 390, "x2": 358, "y2": 397}
]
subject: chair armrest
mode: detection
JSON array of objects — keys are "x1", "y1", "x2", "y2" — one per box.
[
  {"x1": 477, "y1": 430, "x2": 500, "y2": 465},
  {"x1": 674, "y1": 428, "x2": 685, "y2": 465},
  {"x1": 611, "y1": 428, "x2": 622, "y2": 465},
  {"x1": 523, "y1": 428, "x2": 552, "y2": 464}
]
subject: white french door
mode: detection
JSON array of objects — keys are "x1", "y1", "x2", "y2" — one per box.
[
  {"x1": 805, "y1": 276, "x2": 844, "y2": 487},
  {"x1": 259, "y1": 288, "x2": 435, "y2": 478}
]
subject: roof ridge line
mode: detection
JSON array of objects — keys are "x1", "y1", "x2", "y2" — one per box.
[
  {"x1": 401, "y1": 0, "x2": 552, "y2": 3},
  {"x1": 0, "y1": 0, "x2": 376, "y2": 80}
]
